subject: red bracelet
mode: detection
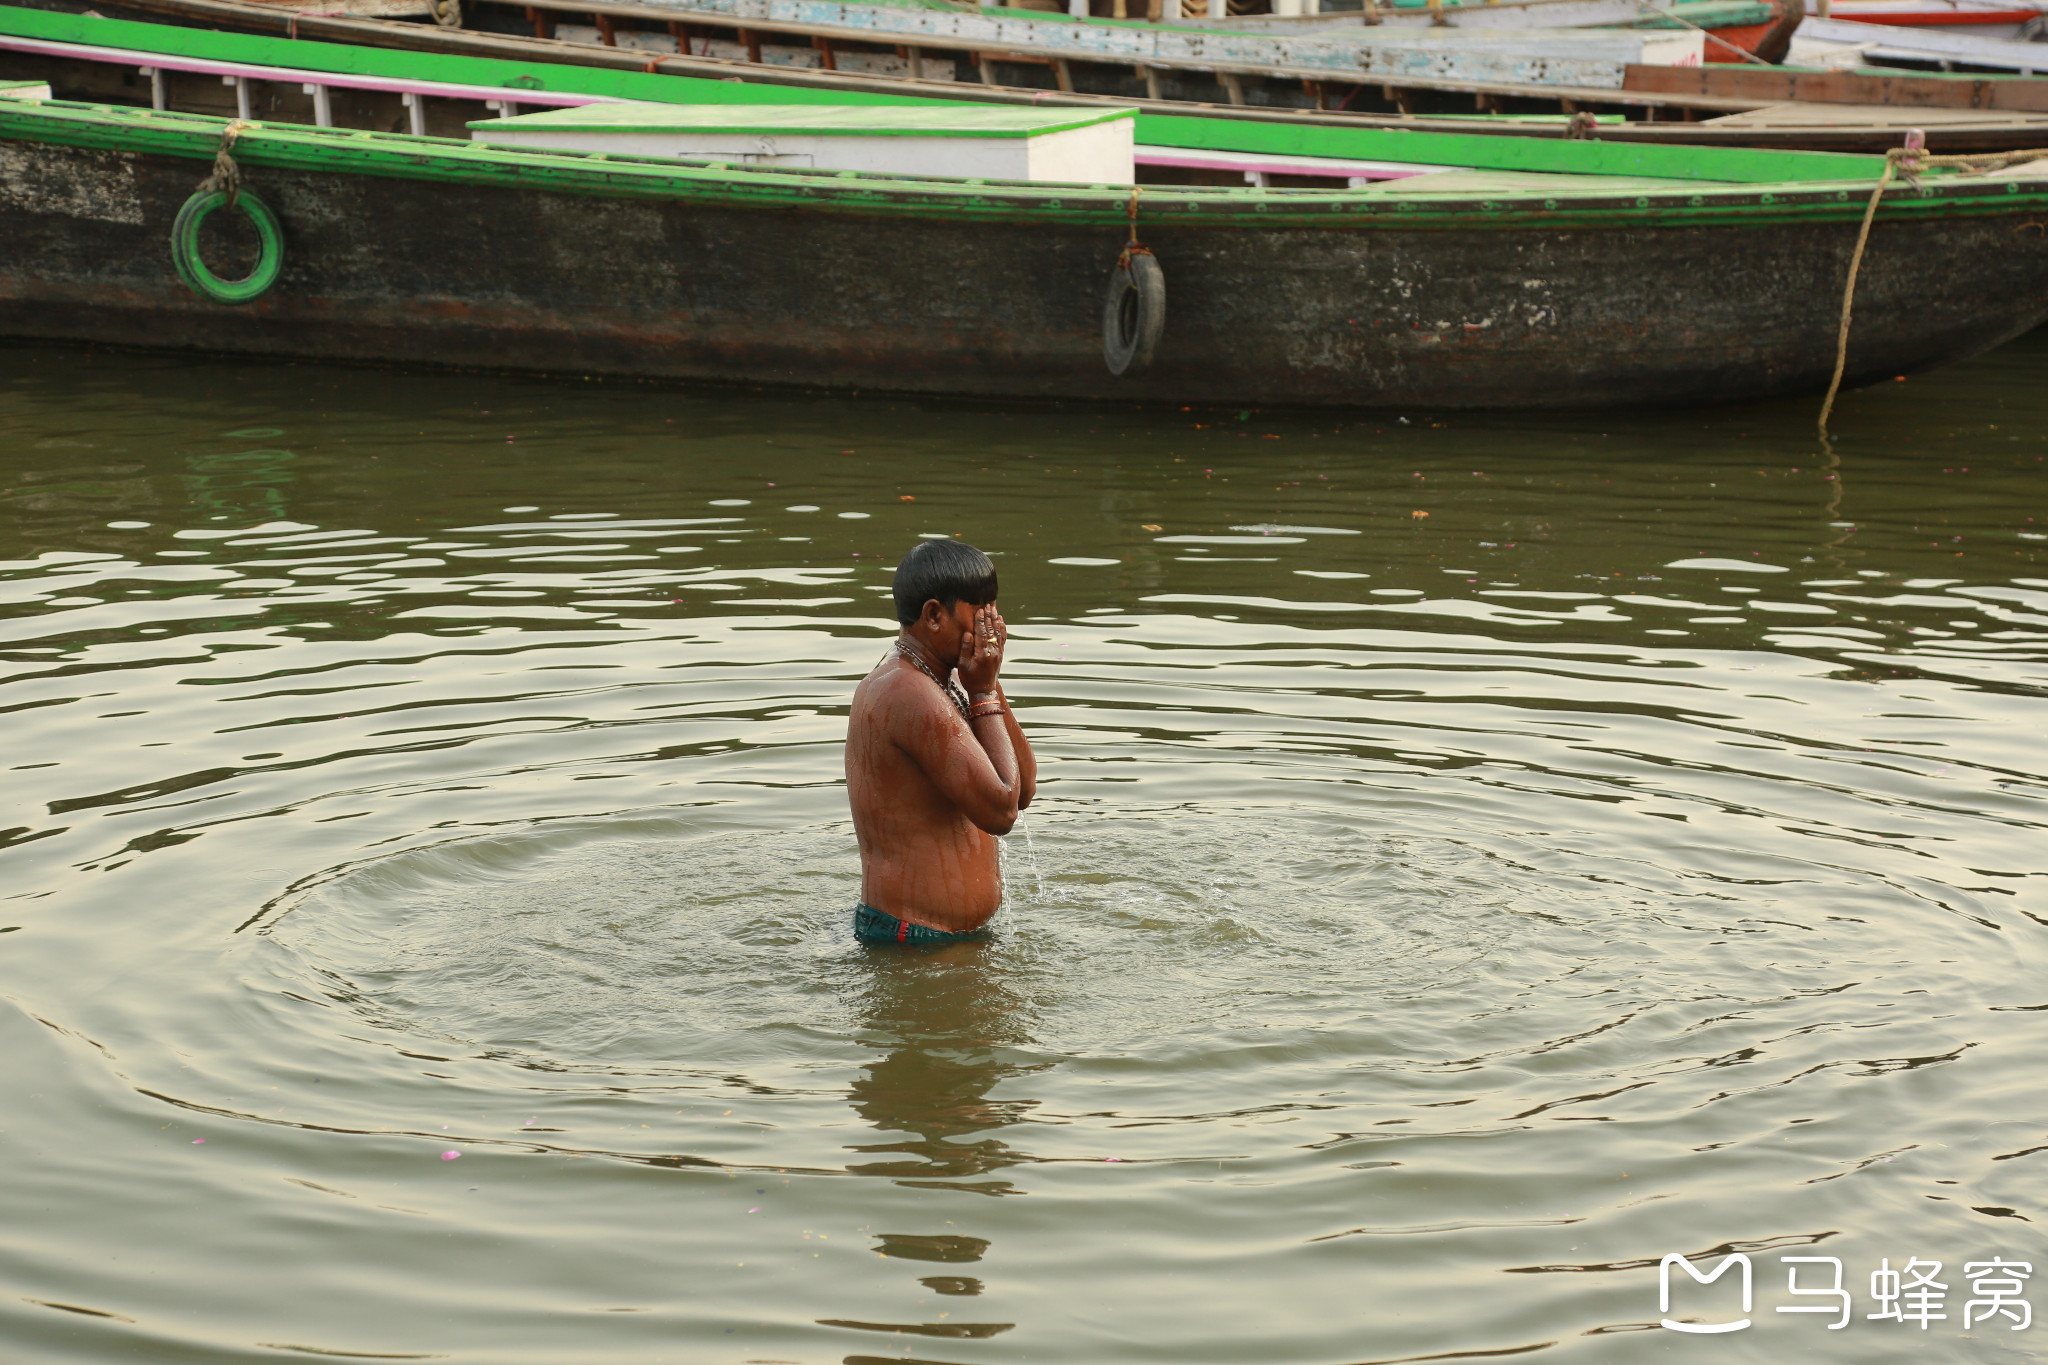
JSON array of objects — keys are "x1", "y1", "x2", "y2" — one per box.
[{"x1": 967, "y1": 699, "x2": 1005, "y2": 720}]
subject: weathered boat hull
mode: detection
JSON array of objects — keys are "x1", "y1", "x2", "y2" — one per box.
[{"x1": 4, "y1": 110, "x2": 2047, "y2": 409}]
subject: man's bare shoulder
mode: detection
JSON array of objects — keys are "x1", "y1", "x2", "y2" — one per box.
[{"x1": 853, "y1": 657, "x2": 953, "y2": 723}]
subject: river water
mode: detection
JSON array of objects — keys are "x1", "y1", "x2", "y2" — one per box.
[{"x1": 2, "y1": 336, "x2": 2045, "y2": 1365}]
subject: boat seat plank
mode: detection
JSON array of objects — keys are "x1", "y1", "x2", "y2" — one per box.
[{"x1": 1703, "y1": 98, "x2": 2048, "y2": 124}]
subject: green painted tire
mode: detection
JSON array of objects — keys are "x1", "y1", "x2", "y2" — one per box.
[{"x1": 171, "y1": 188, "x2": 284, "y2": 305}]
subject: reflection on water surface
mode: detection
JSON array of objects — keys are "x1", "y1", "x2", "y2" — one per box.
[{"x1": 1, "y1": 338, "x2": 2045, "y2": 1364}]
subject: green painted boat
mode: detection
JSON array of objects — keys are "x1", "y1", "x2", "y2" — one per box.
[
  {"x1": 1, "y1": 67, "x2": 2045, "y2": 408},
  {"x1": 0, "y1": 8, "x2": 1899, "y2": 181},
  {"x1": 32, "y1": 0, "x2": 2048, "y2": 153}
]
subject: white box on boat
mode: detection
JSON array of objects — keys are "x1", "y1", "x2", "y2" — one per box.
[{"x1": 469, "y1": 103, "x2": 1137, "y2": 184}]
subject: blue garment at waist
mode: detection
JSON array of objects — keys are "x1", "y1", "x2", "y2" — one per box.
[{"x1": 853, "y1": 902, "x2": 989, "y2": 946}]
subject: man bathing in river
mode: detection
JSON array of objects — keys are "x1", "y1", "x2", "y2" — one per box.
[{"x1": 846, "y1": 540, "x2": 1036, "y2": 946}]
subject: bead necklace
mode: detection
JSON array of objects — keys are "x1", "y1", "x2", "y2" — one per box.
[{"x1": 893, "y1": 639, "x2": 970, "y2": 719}]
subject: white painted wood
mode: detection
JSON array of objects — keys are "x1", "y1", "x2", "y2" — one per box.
[
  {"x1": 601, "y1": 0, "x2": 1707, "y2": 88},
  {"x1": 473, "y1": 107, "x2": 1139, "y2": 183},
  {"x1": 264, "y1": 0, "x2": 436, "y2": 14},
  {"x1": 301, "y1": 81, "x2": 334, "y2": 126},
  {"x1": 1795, "y1": 14, "x2": 2048, "y2": 66}
]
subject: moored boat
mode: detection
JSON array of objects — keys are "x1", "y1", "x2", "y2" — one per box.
[
  {"x1": 65, "y1": 0, "x2": 1733, "y2": 115},
  {"x1": 1791, "y1": 14, "x2": 2048, "y2": 69},
  {"x1": 60, "y1": 0, "x2": 2048, "y2": 150},
  {"x1": 1804, "y1": 0, "x2": 2048, "y2": 37},
  {"x1": 488, "y1": 0, "x2": 1714, "y2": 96},
  {"x1": 3, "y1": 83, "x2": 2046, "y2": 409},
  {"x1": 32, "y1": 0, "x2": 2048, "y2": 150},
  {"x1": 1117, "y1": 0, "x2": 1799, "y2": 65}
]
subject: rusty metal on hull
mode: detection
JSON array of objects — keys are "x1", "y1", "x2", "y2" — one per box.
[{"x1": 3, "y1": 138, "x2": 2047, "y2": 408}]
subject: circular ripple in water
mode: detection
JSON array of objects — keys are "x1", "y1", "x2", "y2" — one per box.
[{"x1": 253, "y1": 793, "x2": 1952, "y2": 1098}]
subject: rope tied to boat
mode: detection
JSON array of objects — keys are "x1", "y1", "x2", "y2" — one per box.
[
  {"x1": 1819, "y1": 133, "x2": 2048, "y2": 441},
  {"x1": 1102, "y1": 187, "x2": 1165, "y2": 376},
  {"x1": 196, "y1": 118, "x2": 253, "y2": 211},
  {"x1": 171, "y1": 118, "x2": 284, "y2": 305},
  {"x1": 1117, "y1": 186, "x2": 1153, "y2": 274}
]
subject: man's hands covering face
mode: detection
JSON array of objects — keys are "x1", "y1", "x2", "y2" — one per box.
[{"x1": 956, "y1": 605, "x2": 1006, "y2": 696}]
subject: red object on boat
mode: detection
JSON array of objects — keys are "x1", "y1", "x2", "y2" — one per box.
[
  {"x1": 1702, "y1": 0, "x2": 1807, "y2": 63},
  {"x1": 1813, "y1": 0, "x2": 2046, "y2": 26},
  {"x1": 1704, "y1": 18, "x2": 1778, "y2": 58}
]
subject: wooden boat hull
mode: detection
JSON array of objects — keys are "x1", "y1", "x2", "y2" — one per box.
[{"x1": 4, "y1": 109, "x2": 2047, "y2": 409}]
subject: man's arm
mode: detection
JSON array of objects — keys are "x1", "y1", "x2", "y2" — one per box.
[
  {"x1": 889, "y1": 683, "x2": 1020, "y2": 836},
  {"x1": 996, "y1": 682, "x2": 1034, "y2": 811},
  {"x1": 894, "y1": 604, "x2": 1025, "y2": 835}
]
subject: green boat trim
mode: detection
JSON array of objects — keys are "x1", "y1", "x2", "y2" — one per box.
[
  {"x1": 0, "y1": 5, "x2": 923, "y2": 108},
  {"x1": 5, "y1": 97, "x2": 2045, "y2": 233},
  {"x1": 1131, "y1": 112, "x2": 1881, "y2": 181},
  {"x1": 0, "y1": 5, "x2": 1913, "y2": 183},
  {"x1": 1610, "y1": 0, "x2": 1778, "y2": 28}
]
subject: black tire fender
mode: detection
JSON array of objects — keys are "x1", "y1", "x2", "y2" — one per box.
[{"x1": 1102, "y1": 250, "x2": 1165, "y2": 377}]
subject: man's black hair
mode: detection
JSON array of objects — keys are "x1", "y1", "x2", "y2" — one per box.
[{"x1": 893, "y1": 539, "x2": 998, "y2": 627}]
